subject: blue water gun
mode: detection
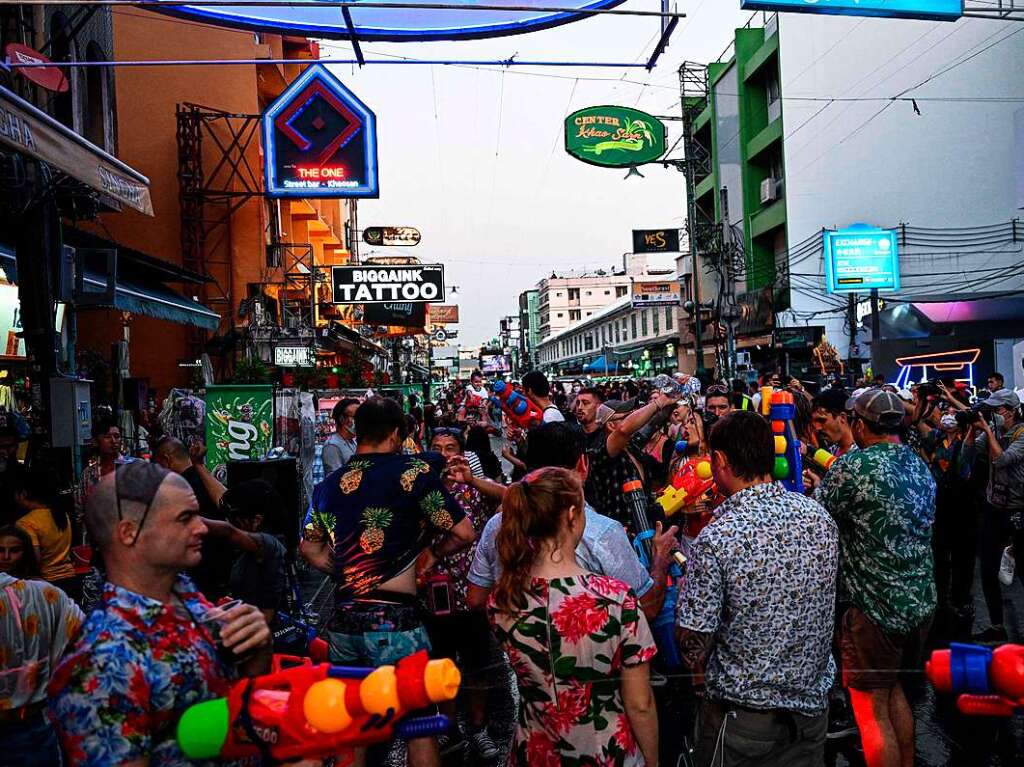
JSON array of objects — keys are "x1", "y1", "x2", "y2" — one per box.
[
  {"x1": 769, "y1": 391, "x2": 804, "y2": 493},
  {"x1": 623, "y1": 479, "x2": 685, "y2": 672}
]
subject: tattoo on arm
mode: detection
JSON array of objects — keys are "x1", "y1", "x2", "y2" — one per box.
[{"x1": 677, "y1": 628, "x2": 714, "y2": 673}]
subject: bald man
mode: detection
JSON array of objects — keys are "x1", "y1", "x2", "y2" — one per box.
[
  {"x1": 154, "y1": 436, "x2": 232, "y2": 599},
  {"x1": 48, "y1": 461, "x2": 270, "y2": 767}
]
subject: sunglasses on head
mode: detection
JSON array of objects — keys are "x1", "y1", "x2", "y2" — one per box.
[
  {"x1": 706, "y1": 385, "x2": 729, "y2": 395},
  {"x1": 115, "y1": 464, "x2": 168, "y2": 546},
  {"x1": 432, "y1": 427, "x2": 463, "y2": 437}
]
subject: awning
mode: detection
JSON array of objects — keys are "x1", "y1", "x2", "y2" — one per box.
[
  {"x1": 583, "y1": 355, "x2": 618, "y2": 373},
  {"x1": 61, "y1": 228, "x2": 210, "y2": 284},
  {"x1": 0, "y1": 248, "x2": 220, "y2": 331},
  {"x1": 0, "y1": 85, "x2": 153, "y2": 215}
]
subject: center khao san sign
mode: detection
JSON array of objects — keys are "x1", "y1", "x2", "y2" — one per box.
[
  {"x1": 565, "y1": 106, "x2": 667, "y2": 168},
  {"x1": 262, "y1": 64, "x2": 378, "y2": 198}
]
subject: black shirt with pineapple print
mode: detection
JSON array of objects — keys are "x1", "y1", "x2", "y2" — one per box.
[{"x1": 305, "y1": 451, "x2": 465, "y2": 605}]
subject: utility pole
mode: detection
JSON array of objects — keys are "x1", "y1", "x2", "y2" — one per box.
[
  {"x1": 679, "y1": 62, "x2": 711, "y2": 381},
  {"x1": 870, "y1": 288, "x2": 880, "y2": 378},
  {"x1": 719, "y1": 188, "x2": 739, "y2": 382}
]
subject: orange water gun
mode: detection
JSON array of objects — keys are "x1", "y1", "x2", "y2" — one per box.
[
  {"x1": 176, "y1": 651, "x2": 460, "y2": 764},
  {"x1": 926, "y1": 643, "x2": 1024, "y2": 717},
  {"x1": 491, "y1": 380, "x2": 543, "y2": 429},
  {"x1": 657, "y1": 457, "x2": 714, "y2": 518}
]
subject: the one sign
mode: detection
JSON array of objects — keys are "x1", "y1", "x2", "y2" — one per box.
[
  {"x1": 149, "y1": 0, "x2": 627, "y2": 42},
  {"x1": 6, "y1": 44, "x2": 68, "y2": 93},
  {"x1": 204, "y1": 385, "x2": 273, "y2": 483},
  {"x1": 332, "y1": 264, "x2": 444, "y2": 304},
  {"x1": 363, "y1": 226, "x2": 421, "y2": 247},
  {"x1": 740, "y1": 0, "x2": 961, "y2": 20},
  {"x1": 565, "y1": 106, "x2": 667, "y2": 168},
  {"x1": 632, "y1": 229, "x2": 681, "y2": 254},
  {"x1": 429, "y1": 305, "x2": 460, "y2": 325},
  {"x1": 0, "y1": 85, "x2": 153, "y2": 214},
  {"x1": 262, "y1": 64, "x2": 378, "y2": 198},
  {"x1": 631, "y1": 281, "x2": 681, "y2": 308},
  {"x1": 362, "y1": 302, "x2": 427, "y2": 327},
  {"x1": 824, "y1": 224, "x2": 900, "y2": 293},
  {"x1": 274, "y1": 345, "x2": 314, "y2": 367}
]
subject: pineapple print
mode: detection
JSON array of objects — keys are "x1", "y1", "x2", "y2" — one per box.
[
  {"x1": 339, "y1": 460, "x2": 371, "y2": 494},
  {"x1": 400, "y1": 460, "x2": 431, "y2": 492},
  {"x1": 421, "y1": 490, "x2": 453, "y2": 530},
  {"x1": 359, "y1": 506, "x2": 392, "y2": 554}
]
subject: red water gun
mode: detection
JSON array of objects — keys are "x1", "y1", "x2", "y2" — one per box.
[
  {"x1": 491, "y1": 380, "x2": 543, "y2": 429},
  {"x1": 176, "y1": 651, "x2": 460, "y2": 764},
  {"x1": 926, "y1": 642, "x2": 1024, "y2": 717}
]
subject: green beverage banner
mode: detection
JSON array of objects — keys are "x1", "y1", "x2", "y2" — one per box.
[
  {"x1": 564, "y1": 106, "x2": 667, "y2": 168},
  {"x1": 204, "y1": 385, "x2": 273, "y2": 482}
]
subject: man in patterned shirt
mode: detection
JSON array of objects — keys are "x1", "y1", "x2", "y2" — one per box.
[
  {"x1": 48, "y1": 461, "x2": 272, "y2": 767},
  {"x1": 815, "y1": 389, "x2": 936, "y2": 767},
  {"x1": 677, "y1": 410, "x2": 839, "y2": 767},
  {"x1": 300, "y1": 397, "x2": 475, "y2": 767}
]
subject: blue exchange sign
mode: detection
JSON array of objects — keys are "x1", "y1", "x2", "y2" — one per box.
[
  {"x1": 740, "y1": 0, "x2": 962, "y2": 21},
  {"x1": 150, "y1": 0, "x2": 628, "y2": 41},
  {"x1": 824, "y1": 225, "x2": 901, "y2": 293}
]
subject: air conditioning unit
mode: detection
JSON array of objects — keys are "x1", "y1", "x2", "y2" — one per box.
[{"x1": 760, "y1": 177, "x2": 779, "y2": 205}]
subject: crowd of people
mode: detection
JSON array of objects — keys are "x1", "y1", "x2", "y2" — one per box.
[{"x1": 0, "y1": 364, "x2": 1022, "y2": 767}]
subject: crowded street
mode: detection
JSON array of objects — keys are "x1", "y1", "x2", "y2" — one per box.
[{"x1": 1, "y1": 1, "x2": 1024, "y2": 766}]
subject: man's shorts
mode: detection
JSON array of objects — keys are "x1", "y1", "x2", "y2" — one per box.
[
  {"x1": 422, "y1": 610, "x2": 494, "y2": 677},
  {"x1": 840, "y1": 606, "x2": 931, "y2": 690},
  {"x1": 328, "y1": 602, "x2": 431, "y2": 667}
]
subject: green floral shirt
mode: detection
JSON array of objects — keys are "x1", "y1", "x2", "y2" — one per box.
[{"x1": 815, "y1": 442, "x2": 936, "y2": 634}]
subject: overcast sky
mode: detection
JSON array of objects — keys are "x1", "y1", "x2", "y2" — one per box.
[{"x1": 321, "y1": 1, "x2": 751, "y2": 345}]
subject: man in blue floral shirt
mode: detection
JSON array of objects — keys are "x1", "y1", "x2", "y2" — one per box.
[
  {"x1": 49, "y1": 461, "x2": 271, "y2": 767},
  {"x1": 815, "y1": 389, "x2": 936, "y2": 767},
  {"x1": 677, "y1": 410, "x2": 838, "y2": 767}
]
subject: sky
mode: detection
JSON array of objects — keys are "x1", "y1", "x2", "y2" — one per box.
[{"x1": 318, "y1": 1, "x2": 752, "y2": 346}]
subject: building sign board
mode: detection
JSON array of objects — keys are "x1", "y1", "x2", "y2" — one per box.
[
  {"x1": 363, "y1": 226, "x2": 421, "y2": 247},
  {"x1": 429, "y1": 305, "x2": 460, "y2": 324},
  {"x1": 632, "y1": 228, "x2": 681, "y2": 254},
  {"x1": 739, "y1": 0, "x2": 961, "y2": 20},
  {"x1": 824, "y1": 225, "x2": 901, "y2": 293},
  {"x1": 631, "y1": 280, "x2": 681, "y2": 308},
  {"x1": 565, "y1": 106, "x2": 667, "y2": 168},
  {"x1": 362, "y1": 302, "x2": 427, "y2": 326},
  {"x1": 332, "y1": 265, "x2": 444, "y2": 304},
  {"x1": 204, "y1": 385, "x2": 273, "y2": 483},
  {"x1": 0, "y1": 85, "x2": 153, "y2": 214},
  {"x1": 148, "y1": 0, "x2": 629, "y2": 42},
  {"x1": 274, "y1": 345, "x2": 314, "y2": 367},
  {"x1": 262, "y1": 64, "x2": 378, "y2": 198}
]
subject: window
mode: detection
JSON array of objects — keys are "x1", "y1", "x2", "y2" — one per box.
[
  {"x1": 84, "y1": 42, "x2": 113, "y2": 150},
  {"x1": 665, "y1": 307, "x2": 674, "y2": 330},
  {"x1": 568, "y1": 288, "x2": 580, "y2": 301},
  {"x1": 585, "y1": 334, "x2": 594, "y2": 351},
  {"x1": 641, "y1": 311, "x2": 648, "y2": 336},
  {"x1": 50, "y1": 14, "x2": 76, "y2": 130},
  {"x1": 616, "y1": 286, "x2": 628, "y2": 298},
  {"x1": 570, "y1": 309, "x2": 581, "y2": 321},
  {"x1": 585, "y1": 311, "x2": 593, "y2": 317},
  {"x1": 653, "y1": 310, "x2": 660, "y2": 335},
  {"x1": 614, "y1": 322, "x2": 620, "y2": 343},
  {"x1": 556, "y1": 312, "x2": 564, "y2": 319},
  {"x1": 631, "y1": 314, "x2": 638, "y2": 338},
  {"x1": 585, "y1": 290, "x2": 592, "y2": 297},
  {"x1": 554, "y1": 291, "x2": 563, "y2": 298},
  {"x1": 604, "y1": 290, "x2": 610, "y2": 296}
]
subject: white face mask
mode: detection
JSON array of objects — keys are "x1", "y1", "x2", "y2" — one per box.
[{"x1": 940, "y1": 414, "x2": 958, "y2": 431}]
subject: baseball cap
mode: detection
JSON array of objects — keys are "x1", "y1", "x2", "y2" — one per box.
[
  {"x1": 846, "y1": 389, "x2": 906, "y2": 427},
  {"x1": 595, "y1": 398, "x2": 639, "y2": 425},
  {"x1": 984, "y1": 388, "x2": 1021, "y2": 410}
]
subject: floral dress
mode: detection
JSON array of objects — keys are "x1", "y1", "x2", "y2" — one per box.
[{"x1": 488, "y1": 574, "x2": 657, "y2": 767}]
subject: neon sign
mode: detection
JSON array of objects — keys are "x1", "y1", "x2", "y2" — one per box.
[
  {"x1": 739, "y1": 0, "x2": 961, "y2": 21},
  {"x1": 262, "y1": 64, "x2": 378, "y2": 198},
  {"x1": 150, "y1": 0, "x2": 628, "y2": 42},
  {"x1": 892, "y1": 348, "x2": 981, "y2": 391}
]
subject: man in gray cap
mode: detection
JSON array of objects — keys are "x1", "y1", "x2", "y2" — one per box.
[
  {"x1": 814, "y1": 388, "x2": 936, "y2": 767},
  {"x1": 49, "y1": 461, "x2": 271, "y2": 767},
  {"x1": 963, "y1": 388, "x2": 1024, "y2": 635}
]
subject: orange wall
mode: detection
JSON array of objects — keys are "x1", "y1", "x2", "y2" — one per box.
[{"x1": 76, "y1": 11, "x2": 281, "y2": 396}]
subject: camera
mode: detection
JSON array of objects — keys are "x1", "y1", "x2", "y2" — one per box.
[
  {"x1": 954, "y1": 401, "x2": 993, "y2": 428},
  {"x1": 916, "y1": 382, "x2": 941, "y2": 400}
]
